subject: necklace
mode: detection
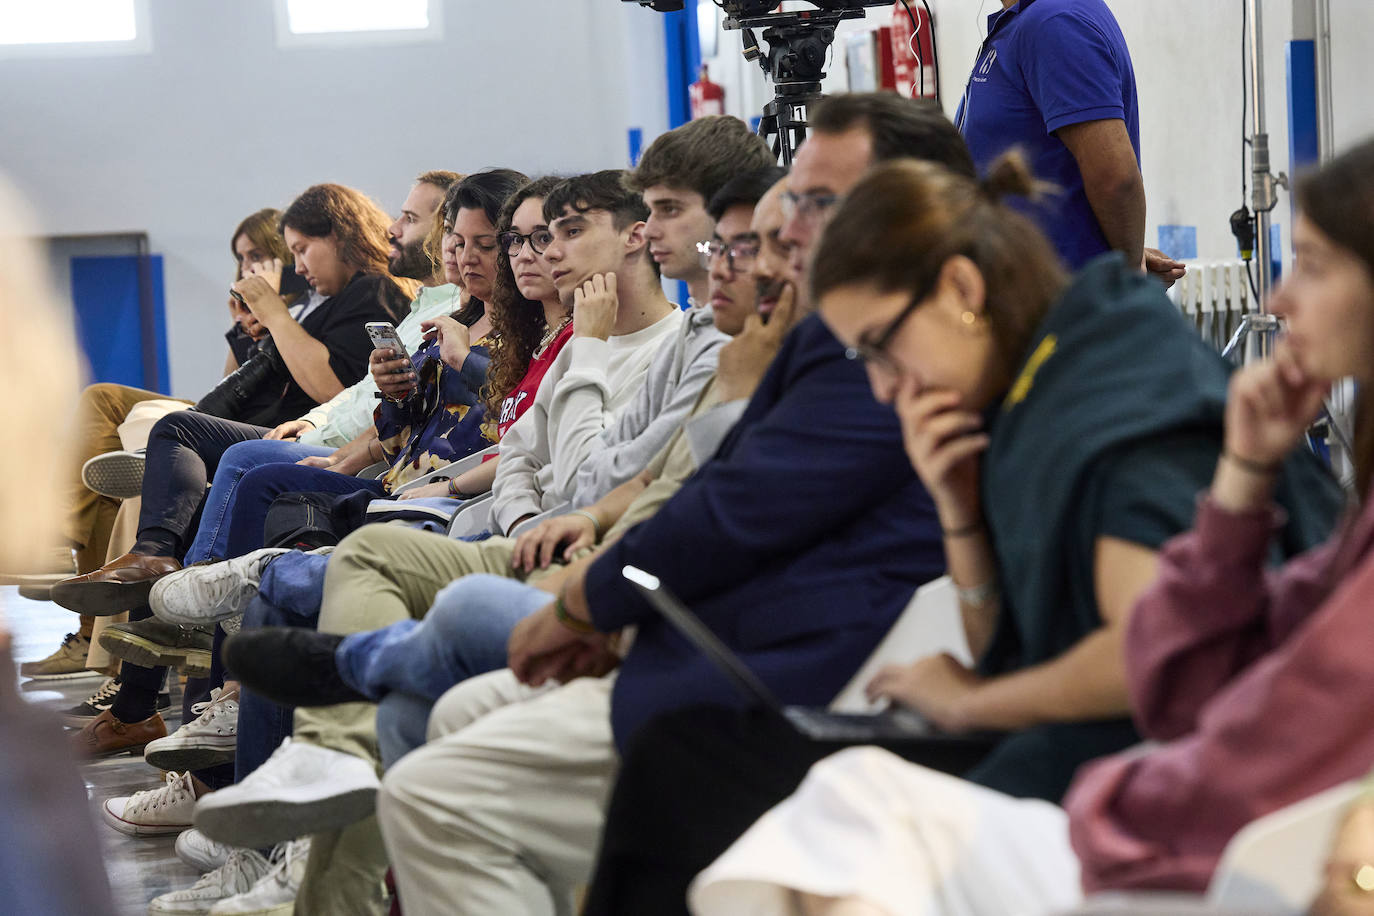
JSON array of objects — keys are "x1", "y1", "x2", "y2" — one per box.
[{"x1": 535, "y1": 314, "x2": 572, "y2": 353}]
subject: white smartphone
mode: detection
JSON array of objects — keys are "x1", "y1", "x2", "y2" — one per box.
[{"x1": 365, "y1": 322, "x2": 411, "y2": 368}]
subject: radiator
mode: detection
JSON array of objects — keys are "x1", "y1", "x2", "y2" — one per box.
[{"x1": 1168, "y1": 259, "x2": 1254, "y2": 353}]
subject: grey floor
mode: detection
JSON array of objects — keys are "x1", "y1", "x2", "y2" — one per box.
[{"x1": 6, "y1": 585, "x2": 206, "y2": 916}]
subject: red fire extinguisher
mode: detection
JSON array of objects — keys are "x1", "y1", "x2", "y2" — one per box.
[
  {"x1": 890, "y1": 2, "x2": 935, "y2": 99},
  {"x1": 689, "y1": 64, "x2": 725, "y2": 119}
]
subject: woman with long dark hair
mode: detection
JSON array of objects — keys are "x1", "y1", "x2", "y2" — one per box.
[{"x1": 689, "y1": 141, "x2": 1374, "y2": 915}]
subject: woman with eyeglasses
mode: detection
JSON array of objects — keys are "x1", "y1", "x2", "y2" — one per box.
[
  {"x1": 689, "y1": 139, "x2": 1374, "y2": 916},
  {"x1": 578, "y1": 151, "x2": 1345, "y2": 915}
]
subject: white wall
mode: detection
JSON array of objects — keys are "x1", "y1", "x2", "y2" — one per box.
[
  {"x1": 699, "y1": 0, "x2": 1374, "y2": 268},
  {"x1": 0, "y1": 0, "x2": 667, "y2": 398}
]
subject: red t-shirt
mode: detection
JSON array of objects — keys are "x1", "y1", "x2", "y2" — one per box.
[{"x1": 492, "y1": 321, "x2": 576, "y2": 444}]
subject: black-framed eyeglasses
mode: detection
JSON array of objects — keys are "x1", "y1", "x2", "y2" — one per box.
[
  {"x1": 780, "y1": 189, "x2": 839, "y2": 224},
  {"x1": 844, "y1": 289, "x2": 925, "y2": 374},
  {"x1": 696, "y1": 237, "x2": 761, "y2": 274},
  {"x1": 498, "y1": 229, "x2": 554, "y2": 258}
]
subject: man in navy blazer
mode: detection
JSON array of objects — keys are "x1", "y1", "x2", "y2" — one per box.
[{"x1": 370, "y1": 94, "x2": 974, "y2": 916}]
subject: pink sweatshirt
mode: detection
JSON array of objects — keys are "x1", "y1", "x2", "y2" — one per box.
[{"x1": 1065, "y1": 491, "x2": 1374, "y2": 893}]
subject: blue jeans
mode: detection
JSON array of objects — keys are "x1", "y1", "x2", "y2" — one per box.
[
  {"x1": 184, "y1": 439, "x2": 331, "y2": 564},
  {"x1": 218, "y1": 463, "x2": 385, "y2": 560},
  {"x1": 337, "y1": 575, "x2": 553, "y2": 766},
  {"x1": 255, "y1": 549, "x2": 331, "y2": 619},
  {"x1": 232, "y1": 592, "x2": 323, "y2": 782}
]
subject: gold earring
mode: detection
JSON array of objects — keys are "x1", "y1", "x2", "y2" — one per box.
[{"x1": 960, "y1": 310, "x2": 978, "y2": 327}]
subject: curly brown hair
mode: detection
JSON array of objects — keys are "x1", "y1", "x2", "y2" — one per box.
[
  {"x1": 279, "y1": 183, "x2": 420, "y2": 307},
  {"x1": 483, "y1": 176, "x2": 568, "y2": 417}
]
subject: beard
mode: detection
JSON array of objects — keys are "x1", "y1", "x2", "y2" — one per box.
[{"x1": 389, "y1": 236, "x2": 434, "y2": 281}]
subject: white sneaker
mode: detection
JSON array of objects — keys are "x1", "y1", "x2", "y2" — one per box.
[
  {"x1": 193, "y1": 738, "x2": 380, "y2": 849},
  {"x1": 151, "y1": 548, "x2": 290, "y2": 627},
  {"x1": 208, "y1": 838, "x2": 310, "y2": 915},
  {"x1": 82, "y1": 448, "x2": 145, "y2": 499},
  {"x1": 145, "y1": 686, "x2": 239, "y2": 771},
  {"x1": 174, "y1": 828, "x2": 233, "y2": 873},
  {"x1": 101, "y1": 770, "x2": 197, "y2": 837},
  {"x1": 148, "y1": 848, "x2": 271, "y2": 915}
]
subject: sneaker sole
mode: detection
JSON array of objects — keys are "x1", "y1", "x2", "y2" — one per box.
[
  {"x1": 100, "y1": 801, "x2": 191, "y2": 837},
  {"x1": 151, "y1": 576, "x2": 255, "y2": 628},
  {"x1": 20, "y1": 667, "x2": 104, "y2": 682},
  {"x1": 98, "y1": 630, "x2": 212, "y2": 678},
  {"x1": 194, "y1": 787, "x2": 378, "y2": 850},
  {"x1": 146, "y1": 741, "x2": 237, "y2": 772},
  {"x1": 50, "y1": 578, "x2": 157, "y2": 616},
  {"x1": 81, "y1": 452, "x2": 145, "y2": 499}
]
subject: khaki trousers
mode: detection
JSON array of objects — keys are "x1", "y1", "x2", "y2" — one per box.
[
  {"x1": 291, "y1": 524, "x2": 539, "y2": 915},
  {"x1": 62, "y1": 383, "x2": 188, "y2": 570},
  {"x1": 377, "y1": 670, "x2": 619, "y2": 916}
]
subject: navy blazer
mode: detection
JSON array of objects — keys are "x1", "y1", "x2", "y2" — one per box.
[{"x1": 584, "y1": 313, "x2": 946, "y2": 750}]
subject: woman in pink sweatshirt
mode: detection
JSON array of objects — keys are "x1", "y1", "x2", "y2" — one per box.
[{"x1": 687, "y1": 138, "x2": 1374, "y2": 916}]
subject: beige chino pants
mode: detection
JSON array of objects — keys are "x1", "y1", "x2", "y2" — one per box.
[{"x1": 377, "y1": 670, "x2": 619, "y2": 916}]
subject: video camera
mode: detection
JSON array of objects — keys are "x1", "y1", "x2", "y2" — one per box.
[
  {"x1": 621, "y1": 1, "x2": 890, "y2": 162},
  {"x1": 624, "y1": 1, "x2": 885, "y2": 12}
]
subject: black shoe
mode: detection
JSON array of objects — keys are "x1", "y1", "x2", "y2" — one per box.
[
  {"x1": 98, "y1": 619, "x2": 213, "y2": 677},
  {"x1": 223, "y1": 628, "x2": 365, "y2": 708},
  {"x1": 60, "y1": 676, "x2": 172, "y2": 727}
]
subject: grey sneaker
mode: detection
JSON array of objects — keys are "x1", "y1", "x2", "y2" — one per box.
[
  {"x1": 148, "y1": 848, "x2": 272, "y2": 915},
  {"x1": 208, "y1": 839, "x2": 310, "y2": 915},
  {"x1": 81, "y1": 448, "x2": 146, "y2": 499},
  {"x1": 98, "y1": 619, "x2": 214, "y2": 677},
  {"x1": 151, "y1": 548, "x2": 290, "y2": 627}
]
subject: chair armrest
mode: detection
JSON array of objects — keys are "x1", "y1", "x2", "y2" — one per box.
[
  {"x1": 355, "y1": 461, "x2": 389, "y2": 480},
  {"x1": 394, "y1": 445, "x2": 499, "y2": 495},
  {"x1": 508, "y1": 503, "x2": 572, "y2": 539},
  {"x1": 446, "y1": 493, "x2": 495, "y2": 539}
]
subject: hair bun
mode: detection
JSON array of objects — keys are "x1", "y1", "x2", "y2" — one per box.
[{"x1": 980, "y1": 150, "x2": 1039, "y2": 202}]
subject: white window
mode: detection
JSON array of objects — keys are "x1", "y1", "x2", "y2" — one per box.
[
  {"x1": 276, "y1": 0, "x2": 443, "y2": 48},
  {"x1": 0, "y1": 0, "x2": 149, "y2": 57}
]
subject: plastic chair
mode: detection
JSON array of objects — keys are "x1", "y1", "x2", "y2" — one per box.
[
  {"x1": 446, "y1": 492, "x2": 495, "y2": 539},
  {"x1": 509, "y1": 503, "x2": 572, "y2": 538},
  {"x1": 1060, "y1": 780, "x2": 1363, "y2": 915}
]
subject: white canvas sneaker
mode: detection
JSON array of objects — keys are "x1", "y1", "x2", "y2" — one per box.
[
  {"x1": 174, "y1": 828, "x2": 233, "y2": 873},
  {"x1": 150, "y1": 547, "x2": 290, "y2": 627},
  {"x1": 193, "y1": 738, "x2": 380, "y2": 849},
  {"x1": 208, "y1": 838, "x2": 310, "y2": 916},
  {"x1": 148, "y1": 848, "x2": 272, "y2": 915},
  {"x1": 145, "y1": 686, "x2": 239, "y2": 771},
  {"x1": 101, "y1": 770, "x2": 197, "y2": 837}
]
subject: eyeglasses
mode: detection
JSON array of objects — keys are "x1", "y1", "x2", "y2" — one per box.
[
  {"x1": 844, "y1": 290, "x2": 925, "y2": 375},
  {"x1": 780, "y1": 190, "x2": 839, "y2": 225},
  {"x1": 696, "y1": 237, "x2": 761, "y2": 274},
  {"x1": 498, "y1": 228, "x2": 554, "y2": 258}
]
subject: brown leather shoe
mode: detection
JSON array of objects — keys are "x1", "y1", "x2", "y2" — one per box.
[
  {"x1": 71, "y1": 708, "x2": 167, "y2": 758},
  {"x1": 50, "y1": 553, "x2": 182, "y2": 616}
]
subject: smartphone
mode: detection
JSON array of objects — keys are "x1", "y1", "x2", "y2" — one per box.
[{"x1": 365, "y1": 322, "x2": 411, "y2": 371}]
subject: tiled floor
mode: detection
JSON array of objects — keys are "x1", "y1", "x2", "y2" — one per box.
[{"x1": 5, "y1": 585, "x2": 206, "y2": 916}]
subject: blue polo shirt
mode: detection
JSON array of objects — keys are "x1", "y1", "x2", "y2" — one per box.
[{"x1": 955, "y1": 0, "x2": 1139, "y2": 269}]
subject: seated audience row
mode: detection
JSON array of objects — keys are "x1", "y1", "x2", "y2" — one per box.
[{"x1": 26, "y1": 95, "x2": 1371, "y2": 916}]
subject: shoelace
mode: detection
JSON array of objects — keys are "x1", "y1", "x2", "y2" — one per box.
[
  {"x1": 192, "y1": 849, "x2": 264, "y2": 892},
  {"x1": 126, "y1": 770, "x2": 195, "y2": 816},
  {"x1": 85, "y1": 677, "x2": 120, "y2": 707},
  {"x1": 189, "y1": 687, "x2": 239, "y2": 720},
  {"x1": 260, "y1": 838, "x2": 311, "y2": 890},
  {"x1": 60, "y1": 631, "x2": 83, "y2": 649}
]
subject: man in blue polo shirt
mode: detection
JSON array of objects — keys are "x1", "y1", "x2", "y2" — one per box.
[{"x1": 958, "y1": 0, "x2": 1182, "y2": 283}]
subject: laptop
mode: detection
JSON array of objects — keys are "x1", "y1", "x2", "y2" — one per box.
[{"x1": 622, "y1": 565, "x2": 995, "y2": 744}]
